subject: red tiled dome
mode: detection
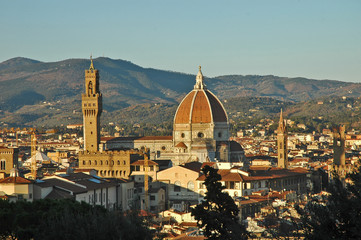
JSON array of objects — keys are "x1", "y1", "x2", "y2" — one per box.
[{"x1": 174, "y1": 67, "x2": 228, "y2": 124}]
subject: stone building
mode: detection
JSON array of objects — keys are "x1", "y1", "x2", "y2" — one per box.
[
  {"x1": 0, "y1": 146, "x2": 19, "y2": 176},
  {"x1": 78, "y1": 59, "x2": 146, "y2": 179},
  {"x1": 277, "y1": 110, "x2": 288, "y2": 168},
  {"x1": 331, "y1": 125, "x2": 352, "y2": 178}
]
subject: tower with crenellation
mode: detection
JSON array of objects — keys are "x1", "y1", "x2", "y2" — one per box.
[
  {"x1": 78, "y1": 58, "x2": 145, "y2": 179},
  {"x1": 82, "y1": 57, "x2": 102, "y2": 152},
  {"x1": 277, "y1": 109, "x2": 288, "y2": 169}
]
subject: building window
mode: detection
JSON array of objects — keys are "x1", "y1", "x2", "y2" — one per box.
[
  {"x1": 150, "y1": 195, "x2": 155, "y2": 201},
  {"x1": 181, "y1": 133, "x2": 185, "y2": 138},
  {"x1": 198, "y1": 132, "x2": 204, "y2": 138},
  {"x1": 174, "y1": 181, "x2": 181, "y2": 192},
  {"x1": 187, "y1": 181, "x2": 194, "y2": 192},
  {"x1": 218, "y1": 132, "x2": 222, "y2": 138},
  {"x1": 161, "y1": 146, "x2": 166, "y2": 151},
  {"x1": 229, "y1": 181, "x2": 235, "y2": 189},
  {"x1": 94, "y1": 160, "x2": 97, "y2": 165},
  {"x1": 117, "y1": 160, "x2": 120, "y2": 165},
  {"x1": 88, "y1": 160, "x2": 91, "y2": 165}
]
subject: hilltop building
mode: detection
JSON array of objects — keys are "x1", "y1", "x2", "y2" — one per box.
[{"x1": 277, "y1": 110, "x2": 288, "y2": 168}]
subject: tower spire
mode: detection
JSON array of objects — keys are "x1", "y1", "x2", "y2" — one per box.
[
  {"x1": 194, "y1": 66, "x2": 206, "y2": 89},
  {"x1": 89, "y1": 55, "x2": 94, "y2": 70},
  {"x1": 279, "y1": 108, "x2": 285, "y2": 129}
]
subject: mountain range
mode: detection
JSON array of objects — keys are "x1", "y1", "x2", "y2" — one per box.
[{"x1": 1, "y1": 57, "x2": 361, "y2": 127}]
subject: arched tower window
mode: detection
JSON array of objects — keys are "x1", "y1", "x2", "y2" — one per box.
[
  {"x1": 0, "y1": 159, "x2": 5, "y2": 170},
  {"x1": 88, "y1": 81, "x2": 93, "y2": 95}
]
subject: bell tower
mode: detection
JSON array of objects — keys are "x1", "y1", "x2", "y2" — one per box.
[
  {"x1": 82, "y1": 57, "x2": 102, "y2": 152},
  {"x1": 277, "y1": 109, "x2": 288, "y2": 168}
]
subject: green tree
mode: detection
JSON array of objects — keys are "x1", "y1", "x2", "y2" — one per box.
[
  {"x1": 191, "y1": 165, "x2": 248, "y2": 240},
  {"x1": 297, "y1": 164, "x2": 361, "y2": 240},
  {"x1": 0, "y1": 199, "x2": 153, "y2": 240}
]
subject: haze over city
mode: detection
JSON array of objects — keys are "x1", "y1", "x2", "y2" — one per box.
[{"x1": 1, "y1": 0, "x2": 361, "y2": 82}]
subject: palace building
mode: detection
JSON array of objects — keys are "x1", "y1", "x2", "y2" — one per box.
[{"x1": 78, "y1": 58, "x2": 145, "y2": 179}]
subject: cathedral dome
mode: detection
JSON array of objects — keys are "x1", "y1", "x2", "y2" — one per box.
[{"x1": 174, "y1": 67, "x2": 228, "y2": 124}]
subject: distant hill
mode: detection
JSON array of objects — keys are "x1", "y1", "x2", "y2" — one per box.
[{"x1": 1, "y1": 57, "x2": 361, "y2": 127}]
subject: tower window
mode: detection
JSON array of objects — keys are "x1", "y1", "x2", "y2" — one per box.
[
  {"x1": 198, "y1": 132, "x2": 204, "y2": 138},
  {"x1": 181, "y1": 133, "x2": 185, "y2": 138},
  {"x1": 91, "y1": 131, "x2": 93, "y2": 135}
]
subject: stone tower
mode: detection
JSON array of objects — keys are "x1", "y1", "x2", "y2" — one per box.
[
  {"x1": 277, "y1": 109, "x2": 288, "y2": 168},
  {"x1": 82, "y1": 57, "x2": 102, "y2": 152},
  {"x1": 333, "y1": 125, "x2": 346, "y2": 166}
]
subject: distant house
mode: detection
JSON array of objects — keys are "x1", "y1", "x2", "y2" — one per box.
[
  {"x1": 0, "y1": 168, "x2": 33, "y2": 202},
  {"x1": 156, "y1": 162, "x2": 202, "y2": 211}
]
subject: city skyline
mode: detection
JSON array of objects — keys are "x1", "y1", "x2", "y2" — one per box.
[{"x1": 1, "y1": 0, "x2": 361, "y2": 82}]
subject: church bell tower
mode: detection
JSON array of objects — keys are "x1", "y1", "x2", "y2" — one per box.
[
  {"x1": 82, "y1": 57, "x2": 102, "y2": 152},
  {"x1": 277, "y1": 109, "x2": 288, "y2": 168}
]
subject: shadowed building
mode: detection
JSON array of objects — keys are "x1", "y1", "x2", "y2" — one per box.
[
  {"x1": 331, "y1": 125, "x2": 351, "y2": 179},
  {"x1": 0, "y1": 147, "x2": 19, "y2": 177}
]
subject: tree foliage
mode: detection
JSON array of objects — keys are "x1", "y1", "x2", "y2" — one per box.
[
  {"x1": 191, "y1": 165, "x2": 247, "y2": 240},
  {"x1": 297, "y1": 164, "x2": 361, "y2": 240},
  {"x1": 0, "y1": 199, "x2": 153, "y2": 240}
]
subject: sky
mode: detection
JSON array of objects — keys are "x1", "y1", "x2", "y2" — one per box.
[{"x1": 1, "y1": 0, "x2": 361, "y2": 82}]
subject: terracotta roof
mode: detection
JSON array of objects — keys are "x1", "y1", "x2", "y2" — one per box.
[
  {"x1": 136, "y1": 136, "x2": 172, "y2": 141},
  {"x1": 197, "y1": 167, "x2": 308, "y2": 182},
  {"x1": 182, "y1": 161, "x2": 203, "y2": 172},
  {"x1": 200, "y1": 162, "x2": 216, "y2": 171},
  {"x1": 0, "y1": 176, "x2": 32, "y2": 184},
  {"x1": 174, "y1": 89, "x2": 227, "y2": 124},
  {"x1": 131, "y1": 160, "x2": 158, "y2": 166},
  {"x1": 175, "y1": 142, "x2": 188, "y2": 148}
]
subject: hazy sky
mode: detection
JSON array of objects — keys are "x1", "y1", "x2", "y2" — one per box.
[{"x1": 1, "y1": 0, "x2": 360, "y2": 82}]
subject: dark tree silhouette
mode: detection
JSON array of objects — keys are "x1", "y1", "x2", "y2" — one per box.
[
  {"x1": 191, "y1": 165, "x2": 248, "y2": 240},
  {"x1": 297, "y1": 163, "x2": 361, "y2": 240},
  {"x1": 0, "y1": 199, "x2": 153, "y2": 240}
]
